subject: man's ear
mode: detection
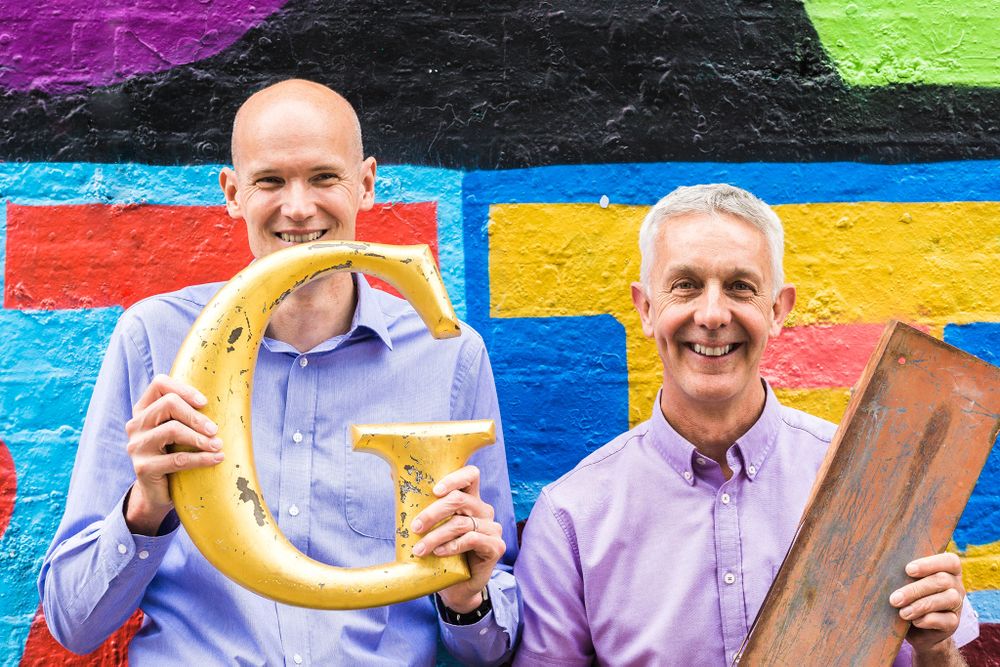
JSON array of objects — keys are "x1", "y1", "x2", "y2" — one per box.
[
  {"x1": 358, "y1": 157, "x2": 377, "y2": 211},
  {"x1": 769, "y1": 284, "x2": 796, "y2": 337},
  {"x1": 631, "y1": 282, "x2": 655, "y2": 338},
  {"x1": 219, "y1": 167, "x2": 242, "y2": 219}
]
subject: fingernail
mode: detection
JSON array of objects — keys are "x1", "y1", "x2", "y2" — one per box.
[
  {"x1": 434, "y1": 546, "x2": 448, "y2": 556},
  {"x1": 905, "y1": 562, "x2": 918, "y2": 576},
  {"x1": 900, "y1": 606, "x2": 913, "y2": 620},
  {"x1": 411, "y1": 519, "x2": 423, "y2": 533},
  {"x1": 413, "y1": 543, "x2": 426, "y2": 556},
  {"x1": 890, "y1": 591, "x2": 903, "y2": 606},
  {"x1": 209, "y1": 437, "x2": 223, "y2": 451},
  {"x1": 433, "y1": 484, "x2": 445, "y2": 495},
  {"x1": 212, "y1": 452, "x2": 224, "y2": 463},
  {"x1": 193, "y1": 391, "x2": 208, "y2": 406},
  {"x1": 204, "y1": 420, "x2": 218, "y2": 435}
]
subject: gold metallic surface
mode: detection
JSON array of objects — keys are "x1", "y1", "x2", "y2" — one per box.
[{"x1": 168, "y1": 241, "x2": 495, "y2": 609}]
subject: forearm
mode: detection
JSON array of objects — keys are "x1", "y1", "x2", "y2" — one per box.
[{"x1": 912, "y1": 640, "x2": 966, "y2": 667}]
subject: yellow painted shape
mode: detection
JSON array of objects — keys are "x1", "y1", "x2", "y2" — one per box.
[
  {"x1": 957, "y1": 540, "x2": 1000, "y2": 592},
  {"x1": 489, "y1": 201, "x2": 1000, "y2": 424},
  {"x1": 779, "y1": 202, "x2": 1000, "y2": 327},
  {"x1": 773, "y1": 387, "x2": 852, "y2": 424}
]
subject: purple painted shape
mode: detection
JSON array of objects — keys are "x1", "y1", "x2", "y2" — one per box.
[{"x1": 0, "y1": 0, "x2": 288, "y2": 93}]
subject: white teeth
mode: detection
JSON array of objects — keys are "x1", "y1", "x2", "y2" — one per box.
[
  {"x1": 278, "y1": 231, "x2": 324, "y2": 243},
  {"x1": 693, "y1": 343, "x2": 733, "y2": 357}
]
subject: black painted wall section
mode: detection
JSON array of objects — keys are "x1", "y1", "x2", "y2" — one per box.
[{"x1": 1, "y1": 0, "x2": 998, "y2": 167}]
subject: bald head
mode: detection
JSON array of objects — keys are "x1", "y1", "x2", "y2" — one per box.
[{"x1": 231, "y1": 79, "x2": 364, "y2": 171}]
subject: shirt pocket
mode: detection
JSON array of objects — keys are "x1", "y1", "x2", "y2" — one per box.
[
  {"x1": 743, "y1": 562, "x2": 780, "y2": 626},
  {"x1": 344, "y1": 434, "x2": 397, "y2": 541}
]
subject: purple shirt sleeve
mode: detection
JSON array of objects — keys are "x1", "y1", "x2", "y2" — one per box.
[{"x1": 513, "y1": 491, "x2": 592, "y2": 666}]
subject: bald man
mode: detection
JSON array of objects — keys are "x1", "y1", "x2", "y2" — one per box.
[{"x1": 39, "y1": 80, "x2": 520, "y2": 666}]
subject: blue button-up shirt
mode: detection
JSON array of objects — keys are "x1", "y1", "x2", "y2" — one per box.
[
  {"x1": 39, "y1": 275, "x2": 519, "y2": 666},
  {"x1": 514, "y1": 385, "x2": 977, "y2": 666}
]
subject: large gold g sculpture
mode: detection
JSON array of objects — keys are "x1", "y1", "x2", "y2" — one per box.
[{"x1": 168, "y1": 241, "x2": 495, "y2": 609}]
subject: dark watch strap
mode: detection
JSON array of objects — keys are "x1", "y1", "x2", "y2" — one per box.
[{"x1": 435, "y1": 586, "x2": 492, "y2": 625}]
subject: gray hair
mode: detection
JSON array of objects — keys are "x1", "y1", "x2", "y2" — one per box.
[{"x1": 638, "y1": 183, "x2": 785, "y2": 299}]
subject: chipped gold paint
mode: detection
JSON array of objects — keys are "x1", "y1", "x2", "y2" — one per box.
[{"x1": 168, "y1": 241, "x2": 495, "y2": 609}]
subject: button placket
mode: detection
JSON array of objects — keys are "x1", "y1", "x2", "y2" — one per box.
[
  {"x1": 275, "y1": 353, "x2": 317, "y2": 665},
  {"x1": 715, "y1": 476, "x2": 746, "y2": 660}
]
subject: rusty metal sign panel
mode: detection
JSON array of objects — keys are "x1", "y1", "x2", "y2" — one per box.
[{"x1": 738, "y1": 321, "x2": 1000, "y2": 665}]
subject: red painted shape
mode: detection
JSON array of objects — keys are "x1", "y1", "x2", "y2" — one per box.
[
  {"x1": 4, "y1": 202, "x2": 438, "y2": 309},
  {"x1": 19, "y1": 606, "x2": 142, "y2": 666},
  {"x1": 356, "y1": 201, "x2": 439, "y2": 296},
  {"x1": 761, "y1": 323, "x2": 929, "y2": 389},
  {"x1": 961, "y1": 622, "x2": 1000, "y2": 667},
  {"x1": 0, "y1": 438, "x2": 14, "y2": 539}
]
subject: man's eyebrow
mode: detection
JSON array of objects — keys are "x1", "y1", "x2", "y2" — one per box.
[{"x1": 664, "y1": 264, "x2": 765, "y2": 281}]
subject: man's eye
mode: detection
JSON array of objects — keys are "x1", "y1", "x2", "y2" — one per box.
[
  {"x1": 313, "y1": 173, "x2": 339, "y2": 183},
  {"x1": 672, "y1": 280, "x2": 697, "y2": 291},
  {"x1": 256, "y1": 177, "x2": 283, "y2": 187},
  {"x1": 732, "y1": 281, "x2": 756, "y2": 293}
]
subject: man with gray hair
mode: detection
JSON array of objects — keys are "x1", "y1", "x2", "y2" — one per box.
[{"x1": 513, "y1": 184, "x2": 978, "y2": 665}]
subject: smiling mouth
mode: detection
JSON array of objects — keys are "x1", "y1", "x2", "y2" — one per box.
[
  {"x1": 277, "y1": 231, "x2": 325, "y2": 243},
  {"x1": 689, "y1": 342, "x2": 740, "y2": 357}
]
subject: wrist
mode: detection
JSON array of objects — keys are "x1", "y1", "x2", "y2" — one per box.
[
  {"x1": 438, "y1": 589, "x2": 483, "y2": 614},
  {"x1": 436, "y1": 586, "x2": 491, "y2": 624},
  {"x1": 912, "y1": 638, "x2": 959, "y2": 667},
  {"x1": 123, "y1": 486, "x2": 172, "y2": 536}
]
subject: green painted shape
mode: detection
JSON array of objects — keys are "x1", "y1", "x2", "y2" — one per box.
[{"x1": 803, "y1": 0, "x2": 1000, "y2": 86}]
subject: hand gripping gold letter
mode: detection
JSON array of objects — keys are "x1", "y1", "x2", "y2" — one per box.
[{"x1": 168, "y1": 241, "x2": 495, "y2": 609}]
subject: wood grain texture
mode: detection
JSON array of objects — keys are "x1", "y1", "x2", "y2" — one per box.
[{"x1": 737, "y1": 321, "x2": 1000, "y2": 666}]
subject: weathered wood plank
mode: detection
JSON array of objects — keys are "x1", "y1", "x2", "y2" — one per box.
[{"x1": 737, "y1": 321, "x2": 1000, "y2": 666}]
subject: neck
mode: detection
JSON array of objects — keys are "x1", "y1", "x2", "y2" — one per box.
[
  {"x1": 659, "y1": 380, "x2": 766, "y2": 475},
  {"x1": 266, "y1": 272, "x2": 357, "y2": 353}
]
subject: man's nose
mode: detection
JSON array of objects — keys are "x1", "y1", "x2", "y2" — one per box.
[
  {"x1": 281, "y1": 181, "x2": 317, "y2": 221},
  {"x1": 693, "y1": 285, "x2": 732, "y2": 329}
]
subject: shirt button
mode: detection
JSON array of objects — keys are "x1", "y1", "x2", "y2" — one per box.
[
  {"x1": 138, "y1": 550, "x2": 150, "y2": 560},
  {"x1": 298, "y1": 357, "x2": 308, "y2": 367},
  {"x1": 293, "y1": 654, "x2": 303, "y2": 665},
  {"x1": 721, "y1": 493, "x2": 731, "y2": 505},
  {"x1": 724, "y1": 572, "x2": 736, "y2": 585},
  {"x1": 696, "y1": 457, "x2": 707, "y2": 465},
  {"x1": 292, "y1": 430, "x2": 303, "y2": 443},
  {"x1": 289, "y1": 504, "x2": 300, "y2": 517},
  {"x1": 682, "y1": 471, "x2": 692, "y2": 480},
  {"x1": 748, "y1": 465, "x2": 757, "y2": 475},
  {"x1": 117, "y1": 543, "x2": 127, "y2": 555}
]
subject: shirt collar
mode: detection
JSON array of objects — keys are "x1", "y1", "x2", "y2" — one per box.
[
  {"x1": 647, "y1": 380, "x2": 782, "y2": 485},
  {"x1": 260, "y1": 273, "x2": 394, "y2": 354},
  {"x1": 731, "y1": 380, "x2": 782, "y2": 482}
]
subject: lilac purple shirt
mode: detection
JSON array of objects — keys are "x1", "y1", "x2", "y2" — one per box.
[
  {"x1": 39, "y1": 275, "x2": 519, "y2": 666},
  {"x1": 514, "y1": 384, "x2": 978, "y2": 666}
]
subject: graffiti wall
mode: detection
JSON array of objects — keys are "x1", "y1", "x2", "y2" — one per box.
[{"x1": 1, "y1": 1, "x2": 999, "y2": 664}]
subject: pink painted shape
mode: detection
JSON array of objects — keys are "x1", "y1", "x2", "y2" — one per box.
[
  {"x1": 0, "y1": 0, "x2": 288, "y2": 93},
  {"x1": 761, "y1": 323, "x2": 930, "y2": 389},
  {"x1": 0, "y1": 439, "x2": 14, "y2": 539}
]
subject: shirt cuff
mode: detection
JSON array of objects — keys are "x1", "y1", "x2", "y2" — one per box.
[
  {"x1": 103, "y1": 490, "x2": 177, "y2": 579},
  {"x1": 439, "y1": 573, "x2": 519, "y2": 665}
]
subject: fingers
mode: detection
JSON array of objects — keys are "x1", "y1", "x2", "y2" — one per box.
[
  {"x1": 431, "y1": 465, "x2": 481, "y2": 500},
  {"x1": 890, "y1": 553, "x2": 965, "y2": 610},
  {"x1": 414, "y1": 514, "x2": 505, "y2": 560},
  {"x1": 905, "y1": 553, "x2": 962, "y2": 580},
  {"x1": 898, "y1": 588, "x2": 964, "y2": 623},
  {"x1": 131, "y1": 374, "x2": 207, "y2": 417},
  {"x1": 125, "y1": 376, "x2": 222, "y2": 514}
]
